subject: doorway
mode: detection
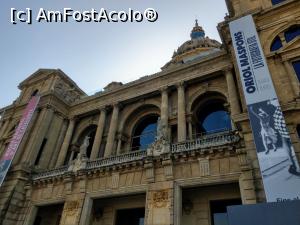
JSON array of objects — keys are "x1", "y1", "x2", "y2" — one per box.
[
  {"x1": 33, "y1": 203, "x2": 64, "y2": 225},
  {"x1": 210, "y1": 198, "x2": 242, "y2": 225},
  {"x1": 115, "y1": 207, "x2": 145, "y2": 225}
]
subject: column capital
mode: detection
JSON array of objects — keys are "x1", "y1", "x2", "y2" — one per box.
[
  {"x1": 112, "y1": 102, "x2": 122, "y2": 110},
  {"x1": 175, "y1": 81, "x2": 186, "y2": 89},
  {"x1": 160, "y1": 86, "x2": 170, "y2": 93},
  {"x1": 223, "y1": 102, "x2": 230, "y2": 111},
  {"x1": 68, "y1": 116, "x2": 78, "y2": 122},
  {"x1": 222, "y1": 65, "x2": 233, "y2": 74},
  {"x1": 98, "y1": 106, "x2": 108, "y2": 113},
  {"x1": 55, "y1": 111, "x2": 65, "y2": 119},
  {"x1": 282, "y1": 58, "x2": 291, "y2": 64},
  {"x1": 117, "y1": 132, "x2": 127, "y2": 141},
  {"x1": 45, "y1": 104, "x2": 55, "y2": 111},
  {"x1": 186, "y1": 114, "x2": 193, "y2": 123}
]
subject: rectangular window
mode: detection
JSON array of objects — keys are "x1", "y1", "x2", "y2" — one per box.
[
  {"x1": 272, "y1": 0, "x2": 286, "y2": 5},
  {"x1": 34, "y1": 138, "x2": 47, "y2": 165},
  {"x1": 292, "y1": 60, "x2": 300, "y2": 82}
]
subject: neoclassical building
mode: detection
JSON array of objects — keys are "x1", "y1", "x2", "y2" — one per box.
[{"x1": 0, "y1": 0, "x2": 300, "y2": 225}]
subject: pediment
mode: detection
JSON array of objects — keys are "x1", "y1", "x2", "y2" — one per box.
[
  {"x1": 18, "y1": 69, "x2": 57, "y2": 89},
  {"x1": 18, "y1": 69, "x2": 86, "y2": 96}
]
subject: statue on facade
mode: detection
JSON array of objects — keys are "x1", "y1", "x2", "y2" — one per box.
[
  {"x1": 147, "y1": 117, "x2": 170, "y2": 157},
  {"x1": 79, "y1": 135, "x2": 90, "y2": 157},
  {"x1": 68, "y1": 135, "x2": 90, "y2": 172}
]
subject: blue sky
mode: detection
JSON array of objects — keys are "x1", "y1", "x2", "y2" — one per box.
[{"x1": 0, "y1": 0, "x2": 228, "y2": 108}]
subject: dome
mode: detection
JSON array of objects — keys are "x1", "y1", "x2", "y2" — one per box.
[
  {"x1": 190, "y1": 19, "x2": 205, "y2": 39},
  {"x1": 162, "y1": 20, "x2": 222, "y2": 70}
]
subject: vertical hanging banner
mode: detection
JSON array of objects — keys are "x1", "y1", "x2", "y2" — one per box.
[
  {"x1": 229, "y1": 15, "x2": 300, "y2": 202},
  {"x1": 0, "y1": 96, "x2": 40, "y2": 187}
]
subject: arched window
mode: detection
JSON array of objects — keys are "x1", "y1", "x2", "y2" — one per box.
[
  {"x1": 196, "y1": 106, "x2": 231, "y2": 134},
  {"x1": 78, "y1": 126, "x2": 97, "y2": 158},
  {"x1": 31, "y1": 89, "x2": 39, "y2": 96},
  {"x1": 193, "y1": 98, "x2": 232, "y2": 135},
  {"x1": 292, "y1": 60, "x2": 300, "y2": 82},
  {"x1": 270, "y1": 36, "x2": 283, "y2": 52},
  {"x1": 284, "y1": 25, "x2": 300, "y2": 43},
  {"x1": 271, "y1": 0, "x2": 286, "y2": 5},
  {"x1": 131, "y1": 114, "x2": 158, "y2": 151},
  {"x1": 65, "y1": 125, "x2": 97, "y2": 164}
]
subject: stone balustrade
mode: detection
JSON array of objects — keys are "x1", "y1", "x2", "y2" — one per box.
[
  {"x1": 87, "y1": 150, "x2": 147, "y2": 170},
  {"x1": 31, "y1": 131, "x2": 240, "y2": 181},
  {"x1": 171, "y1": 130, "x2": 240, "y2": 153},
  {"x1": 32, "y1": 165, "x2": 68, "y2": 180}
]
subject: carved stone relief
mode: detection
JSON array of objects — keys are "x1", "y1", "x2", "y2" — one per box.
[{"x1": 54, "y1": 79, "x2": 81, "y2": 104}]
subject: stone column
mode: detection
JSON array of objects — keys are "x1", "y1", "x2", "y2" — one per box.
[
  {"x1": 90, "y1": 108, "x2": 106, "y2": 159},
  {"x1": 161, "y1": 87, "x2": 169, "y2": 138},
  {"x1": 48, "y1": 118, "x2": 68, "y2": 168},
  {"x1": 23, "y1": 205, "x2": 38, "y2": 225},
  {"x1": 225, "y1": 69, "x2": 241, "y2": 116},
  {"x1": 188, "y1": 118, "x2": 193, "y2": 140},
  {"x1": 39, "y1": 113, "x2": 66, "y2": 169},
  {"x1": 283, "y1": 60, "x2": 299, "y2": 97},
  {"x1": 116, "y1": 134, "x2": 122, "y2": 155},
  {"x1": 28, "y1": 107, "x2": 55, "y2": 165},
  {"x1": 56, "y1": 118, "x2": 76, "y2": 167},
  {"x1": 177, "y1": 82, "x2": 186, "y2": 142},
  {"x1": 0, "y1": 119, "x2": 10, "y2": 139},
  {"x1": 0, "y1": 142, "x2": 7, "y2": 157},
  {"x1": 173, "y1": 184, "x2": 182, "y2": 225},
  {"x1": 104, "y1": 104, "x2": 119, "y2": 157}
]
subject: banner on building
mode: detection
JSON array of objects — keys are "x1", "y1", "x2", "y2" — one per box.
[
  {"x1": 0, "y1": 96, "x2": 40, "y2": 187},
  {"x1": 229, "y1": 15, "x2": 300, "y2": 202}
]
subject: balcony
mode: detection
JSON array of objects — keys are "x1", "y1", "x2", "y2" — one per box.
[
  {"x1": 171, "y1": 130, "x2": 240, "y2": 153},
  {"x1": 87, "y1": 150, "x2": 147, "y2": 170},
  {"x1": 32, "y1": 165, "x2": 68, "y2": 181},
  {"x1": 31, "y1": 130, "x2": 240, "y2": 181}
]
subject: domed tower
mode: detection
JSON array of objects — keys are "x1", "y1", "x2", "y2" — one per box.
[
  {"x1": 162, "y1": 20, "x2": 222, "y2": 70},
  {"x1": 190, "y1": 19, "x2": 205, "y2": 39}
]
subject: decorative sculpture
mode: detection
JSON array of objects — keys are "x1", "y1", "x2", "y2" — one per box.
[
  {"x1": 147, "y1": 117, "x2": 170, "y2": 156},
  {"x1": 79, "y1": 135, "x2": 90, "y2": 157},
  {"x1": 68, "y1": 135, "x2": 90, "y2": 172}
]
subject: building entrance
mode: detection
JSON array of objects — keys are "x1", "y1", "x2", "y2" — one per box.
[
  {"x1": 90, "y1": 194, "x2": 146, "y2": 225},
  {"x1": 181, "y1": 183, "x2": 241, "y2": 225},
  {"x1": 115, "y1": 207, "x2": 145, "y2": 225},
  {"x1": 210, "y1": 198, "x2": 242, "y2": 225},
  {"x1": 33, "y1": 203, "x2": 64, "y2": 225}
]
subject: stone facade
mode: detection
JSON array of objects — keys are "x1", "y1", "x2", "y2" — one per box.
[{"x1": 0, "y1": 0, "x2": 300, "y2": 224}]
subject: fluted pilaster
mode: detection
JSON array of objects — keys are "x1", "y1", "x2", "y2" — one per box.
[
  {"x1": 90, "y1": 108, "x2": 107, "y2": 159},
  {"x1": 177, "y1": 82, "x2": 186, "y2": 142},
  {"x1": 225, "y1": 68, "x2": 241, "y2": 116},
  {"x1": 104, "y1": 104, "x2": 119, "y2": 157},
  {"x1": 56, "y1": 117, "x2": 76, "y2": 167}
]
